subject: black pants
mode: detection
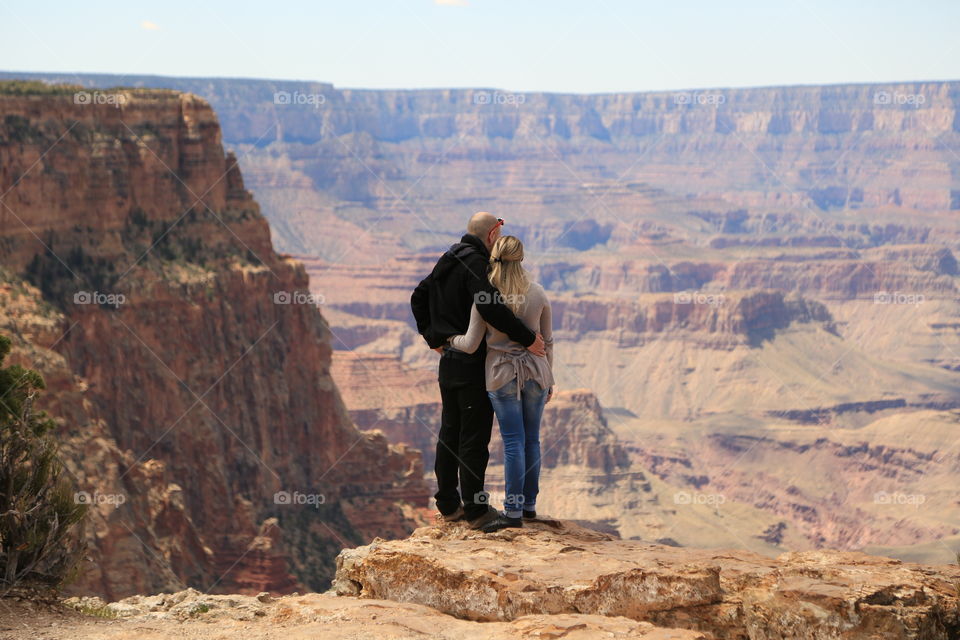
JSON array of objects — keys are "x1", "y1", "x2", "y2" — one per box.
[{"x1": 434, "y1": 355, "x2": 494, "y2": 521}]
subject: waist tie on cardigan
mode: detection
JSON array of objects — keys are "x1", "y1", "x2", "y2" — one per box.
[{"x1": 490, "y1": 348, "x2": 532, "y2": 401}]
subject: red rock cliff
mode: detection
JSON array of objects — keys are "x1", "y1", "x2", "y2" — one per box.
[{"x1": 0, "y1": 82, "x2": 429, "y2": 599}]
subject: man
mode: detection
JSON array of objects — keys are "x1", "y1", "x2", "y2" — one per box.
[{"x1": 411, "y1": 212, "x2": 546, "y2": 532}]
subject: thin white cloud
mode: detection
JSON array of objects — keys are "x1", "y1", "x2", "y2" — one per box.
[
  {"x1": 434, "y1": 0, "x2": 468, "y2": 6},
  {"x1": 140, "y1": 20, "x2": 161, "y2": 31}
]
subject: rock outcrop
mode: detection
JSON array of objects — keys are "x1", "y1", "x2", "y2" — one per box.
[
  {"x1": 334, "y1": 520, "x2": 960, "y2": 639},
  {"x1": 0, "y1": 82, "x2": 430, "y2": 599}
]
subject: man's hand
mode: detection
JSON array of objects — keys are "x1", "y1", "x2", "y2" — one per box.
[
  {"x1": 545, "y1": 386, "x2": 554, "y2": 404},
  {"x1": 527, "y1": 332, "x2": 546, "y2": 357}
]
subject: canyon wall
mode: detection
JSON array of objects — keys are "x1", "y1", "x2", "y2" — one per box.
[
  {"x1": 3, "y1": 73, "x2": 958, "y2": 262},
  {"x1": 0, "y1": 82, "x2": 429, "y2": 599}
]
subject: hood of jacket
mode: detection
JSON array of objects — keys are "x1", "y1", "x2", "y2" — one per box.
[{"x1": 431, "y1": 233, "x2": 489, "y2": 281}]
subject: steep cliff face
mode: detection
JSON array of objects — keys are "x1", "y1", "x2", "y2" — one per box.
[
  {"x1": 0, "y1": 82, "x2": 429, "y2": 599},
  {"x1": 0, "y1": 274, "x2": 192, "y2": 597}
]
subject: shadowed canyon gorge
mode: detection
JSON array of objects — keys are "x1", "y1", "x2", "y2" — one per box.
[{"x1": 2, "y1": 72, "x2": 960, "y2": 638}]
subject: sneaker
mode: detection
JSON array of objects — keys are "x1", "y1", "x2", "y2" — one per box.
[
  {"x1": 522, "y1": 510, "x2": 537, "y2": 520},
  {"x1": 439, "y1": 505, "x2": 465, "y2": 522},
  {"x1": 467, "y1": 506, "x2": 501, "y2": 530},
  {"x1": 481, "y1": 513, "x2": 523, "y2": 534}
]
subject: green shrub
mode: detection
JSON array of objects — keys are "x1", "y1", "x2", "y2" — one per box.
[
  {"x1": 0, "y1": 81, "x2": 83, "y2": 96},
  {"x1": 2, "y1": 114, "x2": 44, "y2": 144},
  {"x1": 24, "y1": 241, "x2": 118, "y2": 309},
  {"x1": 0, "y1": 334, "x2": 87, "y2": 591}
]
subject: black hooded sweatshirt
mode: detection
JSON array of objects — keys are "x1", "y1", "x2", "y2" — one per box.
[{"x1": 410, "y1": 233, "x2": 536, "y2": 352}]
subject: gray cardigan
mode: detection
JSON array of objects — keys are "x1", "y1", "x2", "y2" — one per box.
[{"x1": 447, "y1": 281, "x2": 554, "y2": 398}]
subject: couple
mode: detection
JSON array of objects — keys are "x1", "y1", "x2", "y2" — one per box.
[{"x1": 410, "y1": 212, "x2": 554, "y2": 534}]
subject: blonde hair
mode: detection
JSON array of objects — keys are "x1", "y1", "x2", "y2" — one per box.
[{"x1": 488, "y1": 235, "x2": 529, "y2": 315}]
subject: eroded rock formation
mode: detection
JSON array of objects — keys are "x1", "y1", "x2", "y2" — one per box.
[
  {"x1": 0, "y1": 83, "x2": 429, "y2": 599},
  {"x1": 334, "y1": 520, "x2": 960, "y2": 639}
]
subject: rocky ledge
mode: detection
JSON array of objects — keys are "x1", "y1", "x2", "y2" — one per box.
[
  {"x1": 7, "y1": 519, "x2": 960, "y2": 639},
  {"x1": 333, "y1": 519, "x2": 960, "y2": 639}
]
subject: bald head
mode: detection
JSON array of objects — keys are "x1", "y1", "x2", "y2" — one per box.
[{"x1": 467, "y1": 211, "x2": 499, "y2": 237}]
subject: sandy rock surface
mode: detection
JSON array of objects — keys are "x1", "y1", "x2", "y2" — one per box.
[{"x1": 334, "y1": 519, "x2": 960, "y2": 639}]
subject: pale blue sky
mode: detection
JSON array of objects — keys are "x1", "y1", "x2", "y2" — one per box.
[{"x1": 1, "y1": 1, "x2": 957, "y2": 93}]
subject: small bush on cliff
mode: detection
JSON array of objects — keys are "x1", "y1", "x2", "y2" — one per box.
[
  {"x1": 0, "y1": 81, "x2": 82, "y2": 96},
  {"x1": 24, "y1": 241, "x2": 118, "y2": 310},
  {"x1": 2, "y1": 114, "x2": 45, "y2": 144},
  {"x1": 0, "y1": 334, "x2": 87, "y2": 592}
]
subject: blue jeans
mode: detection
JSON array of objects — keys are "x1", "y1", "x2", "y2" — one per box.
[{"x1": 488, "y1": 378, "x2": 549, "y2": 518}]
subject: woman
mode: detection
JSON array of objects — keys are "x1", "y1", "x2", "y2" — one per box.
[{"x1": 447, "y1": 235, "x2": 554, "y2": 532}]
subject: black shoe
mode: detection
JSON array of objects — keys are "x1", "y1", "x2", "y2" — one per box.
[
  {"x1": 522, "y1": 510, "x2": 537, "y2": 519},
  {"x1": 480, "y1": 513, "x2": 523, "y2": 533}
]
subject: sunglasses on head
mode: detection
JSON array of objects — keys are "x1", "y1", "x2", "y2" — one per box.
[{"x1": 490, "y1": 218, "x2": 504, "y2": 233}]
